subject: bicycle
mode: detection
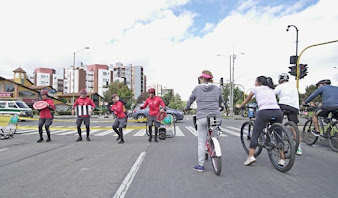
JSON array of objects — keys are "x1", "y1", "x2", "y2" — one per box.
[
  {"x1": 281, "y1": 110, "x2": 300, "y2": 154},
  {"x1": 193, "y1": 113, "x2": 222, "y2": 175},
  {"x1": 145, "y1": 114, "x2": 176, "y2": 138},
  {"x1": 302, "y1": 104, "x2": 338, "y2": 152},
  {"x1": 240, "y1": 107, "x2": 296, "y2": 172}
]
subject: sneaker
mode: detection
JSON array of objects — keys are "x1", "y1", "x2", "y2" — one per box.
[
  {"x1": 296, "y1": 147, "x2": 302, "y2": 155},
  {"x1": 193, "y1": 165, "x2": 205, "y2": 172},
  {"x1": 116, "y1": 136, "x2": 121, "y2": 141},
  {"x1": 37, "y1": 138, "x2": 44, "y2": 143},
  {"x1": 148, "y1": 138, "x2": 152, "y2": 142},
  {"x1": 118, "y1": 140, "x2": 125, "y2": 144},
  {"x1": 86, "y1": 137, "x2": 91, "y2": 141},
  {"x1": 244, "y1": 156, "x2": 256, "y2": 166},
  {"x1": 46, "y1": 138, "x2": 51, "y2": 142},
  {"x1": 311, "y1": 130, "x2": 320, "y2": 137},
  {"x1": 154, "y1": 138, "x2": 158, "y2": 142},
  {"x1": 278, "y1": 159, "x2": 286, "y2": 167},
  {"x1": 76, "y1": 137, "x2": 82, "y2": 142}
]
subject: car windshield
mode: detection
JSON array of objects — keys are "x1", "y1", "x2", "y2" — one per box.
[{"x1": 16, "y1": 102, "x2": 29, "y2": 108}]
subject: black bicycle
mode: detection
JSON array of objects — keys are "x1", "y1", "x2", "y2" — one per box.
[{"x1": 302, "y1": 105, "x2": 338, "y2": 152}]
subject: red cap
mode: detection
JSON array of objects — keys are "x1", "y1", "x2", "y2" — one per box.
[
  {"x1": 112, "y1": 94, "x2": 119, "y2": 98},
  {"x1": 80, "y1": 89, "x2": 87, "y2": 95},
  {"x1": 148, "y1": 88, "x2": 155, "y2": 94},
  {"x1": 40, "y1": 90, "x2": 48, "y2": 95}
]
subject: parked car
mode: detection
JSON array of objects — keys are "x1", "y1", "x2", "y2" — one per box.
[
  {"x1": 132, "y1": 105, "x2": 184, "y2": 122},
  {"x1": 0, "y1": 101, "x2": 33, "y2": 118}
]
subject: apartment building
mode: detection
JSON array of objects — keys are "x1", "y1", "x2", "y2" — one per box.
[
  {"x1": 86, "y1": 64, "x2": 112, "y2": 97},
  {"x1": 33, "y1": 68, "x2": 58, "y2": 90}
]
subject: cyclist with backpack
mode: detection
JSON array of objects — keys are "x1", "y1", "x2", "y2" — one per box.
[
  {"x1": 236, "y1": 76, "x2": 285, "y2": 166},
  {"x1": 274, "y1": 73, "x2": 302, "y2": 155},
  {"x1": 37, "y1": 90, "x2": 55, "y2": 143},
  {"x1": 304, "y1": 79, "x2": 338, "y2": 136}
]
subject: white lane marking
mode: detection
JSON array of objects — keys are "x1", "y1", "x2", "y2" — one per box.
[
  {"x1": 134, "y1": 129, "x2": 146, "y2": 136},
  {"x1": 113, "y1": 152, "x2": 146, "y2": 198},
  {"x1": 226, "y1": 126, "x2": 240, "y2": 132},
  {"x1": 56, "y1": 130, "x2": 77, "y2": 135},
  {"x1": 0, "y1": 148, "x2": 9, "y2": 152},
  {"x1": 113, "y1": 129, "x2": 133, "y2": 136},
  {"x1": 185, "y1": 126, "x2": 198, "y2": 136},
  {"x1": 174, "y1": 126, "x2": 185, "y2": 136},
  {"x1": 94, "y1": 130, "x2": 113, "y2": 136},
  {"x1": 220, "y1": 127, "x2": 240, "y2": 137}
]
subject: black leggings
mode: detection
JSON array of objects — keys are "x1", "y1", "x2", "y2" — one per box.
[
  {"x1": 77, "y1": 125, "x2": 90, "y2": 137},
  {"x1": 250, "y1": 109, "x2": 283, "y2": 149},
  {"x1": 148, "y1": 126, "x2": 158, "y2": 138},
  {"x1": 279, "y1": 104, "x2": 299, "y2": 124}
]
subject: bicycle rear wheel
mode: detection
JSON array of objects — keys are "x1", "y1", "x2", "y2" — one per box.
[
  {"x1": 267, "y1": 123, "x2": 295, "y2": 173},
  {"x1": 302, "y1": 119, "x2": 318, "y2": 145},
  {"x1": 240, "y1": 121, "x2": 263, "y2": 157},
  {"x1": 284, "y1": 121, "x2": 300, "y2": 153},
  {"x1": 327, "y1": 121, "x2": 338, "y2": 152},
  {"x1": 210, "y1": 138, "x2": 222, "y2": 175}
]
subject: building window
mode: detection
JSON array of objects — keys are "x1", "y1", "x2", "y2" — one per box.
[
  {"x1": 41, "y1": 75, "x2": 46, "y2": 78},
  {"x1": 41, "y1": 81, "x2": 46, "y2": 84},
  {"x1": 4, "y1": 83, "x2": 14, "y2": 92},
  {"x1": 103, "y1": 72, "x2": 107, "y2": 75},
  {"x1": 19, "y1": 90, "x2": 34, "y2": 97},
  {"x1": 0, "y1": 84, "x2": 3, "y2": 91}
]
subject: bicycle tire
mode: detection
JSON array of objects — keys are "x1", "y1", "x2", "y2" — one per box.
[
  {"x1": 240, "y1": 120, "x2": 263, "y2": 157},
  {"x1": 327, "y1": 120, "x2": 338, "y2": 152},
  {"x1": 145, "y1": 121, "x2": 150, "y2": 136},
  {"x1": 210, "y1": 138, "x2": 222, "y2": 175},
  {"x1": 267, "y1": 123, "x2": 295, "y2": 173},
  {"x1": 205, "y1": 153, "x2": 208, "y2": 160},
  {"x1": 284, "y1": 121, "x2": 300, "y2": 153},
  {"x1": 302, "y1": 119, "x2": 318, "y2": 145}
]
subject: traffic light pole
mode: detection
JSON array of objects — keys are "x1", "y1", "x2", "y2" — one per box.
[{"x1": 296, "y1": 40, "x2": 338, "y2": 91}]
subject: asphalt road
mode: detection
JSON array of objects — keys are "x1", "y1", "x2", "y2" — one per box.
[{"x1": 0, "y1": 116, "x2": 337, "y2": 198}]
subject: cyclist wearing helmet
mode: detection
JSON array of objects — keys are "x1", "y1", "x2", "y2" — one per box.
[
  {"x1": 37, "y1": 90, "x2": 55, "y2": 143},
  {"x1": 304, "y1": 79, "x2": 338, "y2": 136},
  {"x1": 72, "y1": 89, "x2": 96, "y2": 142},
  {"x1": 140, "y1": 88, "x2": 166, "y2": 142},
  {"x1": 185, "y1": 70, "x2": 223, "y2": 172},
  {"x1": 274, "y1": 73, "x2": 302, "y2": 155}
]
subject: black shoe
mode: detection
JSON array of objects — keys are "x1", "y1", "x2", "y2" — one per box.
[
  {"x1": 86, "y1": 137, "x2": 91, "y2": 141},
  {"x1": 46, "y1": 138, "x2": 51, "y2": 142},
  {"x1": 154, "y1": 138, "x2": 158, "y2": 142},
  {"x1": 148, "y1": 138, "x2": 152, "y2": 142},
  {"x1": 116, "y1": 136, "x2": 121, "y2": 141},
  {"x1": 76, "y1": 137, "x2": 82, "y2": 142},
  {"x1": 311, "y1": 130, "x2": 320, "y2": 137},
  {"x1": 118, "y1": 140, "x2": 125, "y2": 144},
  {"x1": 37, "y1": 138, "x2": 44, "y2": 143}
]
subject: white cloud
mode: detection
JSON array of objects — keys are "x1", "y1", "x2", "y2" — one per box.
[{"x1": 0, "y1": 0, "x2": 337, "y2": 100}]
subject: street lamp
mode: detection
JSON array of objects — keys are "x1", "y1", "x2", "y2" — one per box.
[
  {"x1": 72, "y1": 47, "x2": 90, "y2": 103},
  {"x1": 286, "y1": 25, "x2": 299, "y2": 58}
]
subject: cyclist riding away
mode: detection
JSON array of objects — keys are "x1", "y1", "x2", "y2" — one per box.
[
  {"x1": 37, "y1": 90, "x2": 55, "y2": 143},
  {"x1": 184, "y1": 70, "x2": 223, "y2": 172},
  {"x1": 140, "y1": 88, "x2": 166, "y2": 142},
  {"x1": 274, "y1": 73, "x2": 302, "y2": 155},
  {"x1": 304, "y1": 79, "x2": 338, "y2": 137},
  {"x1": 236, "y1": 76, "x2": 285, "y2": 166}
]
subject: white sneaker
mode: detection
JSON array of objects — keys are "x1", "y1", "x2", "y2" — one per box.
[
  {"x1": 296, "y1": 147, "x2": 302, "y2": 155},
  {"x1": 278, "y1": 159, "x2": 285, "y2": 167},
  {"x1": 244, "y1": 156, "x2": 256, "y2": 166}
]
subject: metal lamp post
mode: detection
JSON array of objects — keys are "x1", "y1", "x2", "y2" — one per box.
[{"x1": 72, "y1": 47, "x2": 89, "y2": 103}]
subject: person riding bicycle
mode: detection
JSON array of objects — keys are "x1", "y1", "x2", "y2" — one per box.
[
  {"x1": 184, "y1": 70, "x2": 223, "y2": 172},
  {"x1": 236, "y1": 76, "x2": 285, "y2": 166},
  {"x1": 274, "y1": 73, "x2": 302, "y2": 155},
  {"x1": 140, "y1": 88, "x2": 166, "y2": 142},
  {"x1": 37, "y1": 90, "x2": 55, "y2": 143},
  {"x1": 303, "y1": 79, "x2": 338, "y2": 137}
]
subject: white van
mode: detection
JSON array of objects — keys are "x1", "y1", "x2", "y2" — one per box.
[{"x1": 0, "y1": 101, "x2": 33, "y2": 118}]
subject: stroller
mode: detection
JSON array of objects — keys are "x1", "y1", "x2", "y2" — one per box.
[
  {"x1": 146, "y1": 114, "x2": 176, "y2": 140},
  {"x1": 0, "y1": 114, "x2": 19, "y2": 140}
]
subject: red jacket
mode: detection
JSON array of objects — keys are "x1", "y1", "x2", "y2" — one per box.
[
  {"x1": 39, "y1": 98, "x2": 55, "y2": 119},
  {"x1": 73, "y1": 97, "x2": 96, "y2": 117},
  {"x1": 141, "y1": 96, "x2": 165, "y2": 116},
  {"x1": 111, "y1": 101, "x2": 127, "y2": 119}
]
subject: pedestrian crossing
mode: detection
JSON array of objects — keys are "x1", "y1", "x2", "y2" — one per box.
[{"x1": 15, "y1": 126, "x2": 241, "y2": 137}]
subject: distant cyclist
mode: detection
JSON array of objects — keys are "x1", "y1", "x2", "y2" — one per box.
[
  {"x1": 140, "y1": 88, "x2": 166, "y2": 142},
  {"x1": 236, "y1": 76, "x2": 285, "y2": 166},
  {"x1": 304, "y1": 79, "x2": 338, "y2": 136},
  {"x1": 185, "y1": 70, "x2": 223, "y2": 172},
  {"x1": 274, "y1": 73, "x2": 302, "y2": 155}
]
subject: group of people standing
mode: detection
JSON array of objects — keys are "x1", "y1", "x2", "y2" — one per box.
[{"x1": 36, "y1": 88, "x2": 166, "y2": 144}]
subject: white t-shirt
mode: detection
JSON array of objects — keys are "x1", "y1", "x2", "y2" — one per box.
[
  {"x1": 274, "y1": 82, "x2": 299, "y2": 110},
  {"x1": 252, "y1": 85, "x2": 280, "y2": 110}
]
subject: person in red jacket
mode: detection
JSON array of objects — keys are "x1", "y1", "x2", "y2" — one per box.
[
  {"x1": 37, "y1": 90, "x2": 55, "y2": 143},
  {"x1": 140, "y1": 88, "x2": 166, "y2": 142},
  {"x1": 109, "y1": 94, "x2": 127, "y2": 144},
  {"x1": 72, "y1": 89, "x2": 96, "y2": 142}
]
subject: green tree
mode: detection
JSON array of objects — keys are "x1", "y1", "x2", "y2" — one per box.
[
  {"x1": 162, "y1": 90, "x2": 174, "y2": 105},
  {"x1": 136, "y1": 92, "x2": 148, "y2": 104},
  {"x1": 103, "y1": 81, "x2": 134, "y2": 109},
  {"x1": 221, "y1": 84, "x2": 230, "y2": 116},
  {"x1": 168, "y1": 93, "x2": 185, "y2": 110}
]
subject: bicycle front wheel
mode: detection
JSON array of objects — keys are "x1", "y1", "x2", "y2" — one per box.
[
  {"x1": 240, "y1": 121, "x2": 262, "y2": 157},
  {"x1": 210, "y1": 138, "x2": 222, "y2": 175},
  {"x1": 302, "y1": 119, "x2": 318, "y2": 145},
  {"x1": 268, "y1": 123, "x2": 295, "y2": 173},
  {"x1": 327, "y1": 120, "x2": 338, "y2": 152},
  {"x1": 284, "y1": 121, "x2": 300, "y2": 153}
]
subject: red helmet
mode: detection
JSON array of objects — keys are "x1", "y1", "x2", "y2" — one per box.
[
  {"x1": 80, "y1": 89, "x2": 87, "y2": 95},
  {"x1": 40, "y1": 90, "x2": 48, "y2": 95},
  {"x1": 148, "y1": 88, "x2": 156, "y2": 94}
]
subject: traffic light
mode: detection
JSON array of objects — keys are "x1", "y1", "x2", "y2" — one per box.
[
  {"x1": 299, "y1": 64, "x2": 308, "y2": 79},
  {"x1": 288, "y1": 65, "x2": 297, "y2": 76},
  {"x1": 220, "y1": 77, "x2": 224, "y2": 86}
]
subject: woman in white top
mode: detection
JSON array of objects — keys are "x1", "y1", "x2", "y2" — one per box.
[{"x1": 236, "y1": 76, "x2": 284, "y2": 166}]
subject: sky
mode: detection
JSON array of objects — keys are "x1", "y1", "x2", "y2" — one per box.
[{"x1": 0, "y1": 0, "x2": 337, "y2": 100}]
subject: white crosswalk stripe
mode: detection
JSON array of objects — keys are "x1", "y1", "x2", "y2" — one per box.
[
  {"x1": 113, "y1": 129, "x2": 133, "y2": 136},
  {"x1": 185, "y1": 126, "x2": 197, "y2": 136},
  {"x1": 220, "y1": 127, "x2": 240, "y2": 137},
  {"x1": 94, "y1": 130, "x2": 114, "y2": 136},
  {"x1": 174, "y1": 126, "x2": 184, "y2": 136},
  {"x1": 134, "y1": 129, "x2": 146, "y2": 136}
]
